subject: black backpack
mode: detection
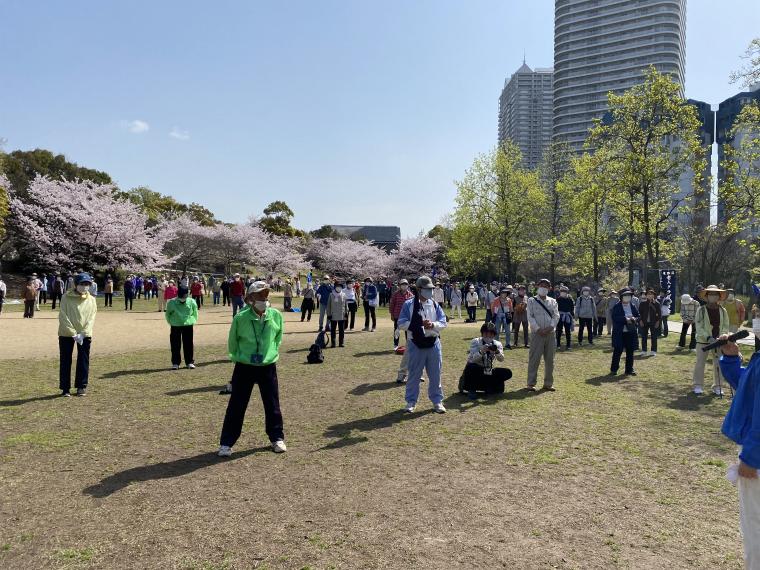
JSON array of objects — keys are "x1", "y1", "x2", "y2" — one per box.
[{"x1": 307, "y1": 343, "x2": 324, "y2": 364}]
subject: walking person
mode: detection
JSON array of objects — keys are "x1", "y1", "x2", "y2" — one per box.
[
  {"x1": 465, "y1": 285, "x2": 479, "y2": 322},
  {"x1": 609, "y1": 287, "x2": 640, "y2": 377},
  {"x1": 342, "y1": 279, "x2": 358, "y2": 330},
  {"x1": 638, "y1": 289, "x2": 661, "y2": 356},
  {"x1": 220, "y1": 276, "x2": 231, "y2": 306},
  {"x1": 165, "y1": 286, "x2": 198, "y2": 370},
  {"x1": 491, "y1": 288, "x2": 513, "y2": 347},
  {"x1": 316, "y1": 277, "x2": 333, "y2": 330},
  {"x1": 512, "y1": 285, "x2": 530, "y2": 348},
  {"x1": 103, "y1": 276, "x2": 114, "y2": 308},
  {"x1": 58, "y1": 273, "x2": 97, "y2": 396},
  {"x1": 0, "y1": 274, "x2": 6, "y2": 315},
  {"x1": 361, "y1": 277, "x2": 378, "y2": 332},
  {"x1": 390, "y1": 278, "x2": 414, "y2": 352},
  {"x1": 575, "y1": 286, "x2": 596, "y2": 346},
  {"x1": 123, "y1": 276, "x2": 135, "y2": 311},
  {"x1": 678, "y1": 293, "x2": 699, "y2": 351},
  {"x1": 555, "y1": 286, "x2": 574, "y2": 350},
  {"x1": 230, "y1": 273, "x2": 246, "y2": 317},
  {"x1": 594, "y1": 288, "x2": 609, "y2": 337},
  {"x1": 326, "y1": 281, "x2": 347, "y2": 348},
  {"x1": 724, "y1": 289, "x2": 747, "y2": 334},
  {"x1": 22, "y1": 276, "x2": 37, "y2": 318},
  {"x1": 450, "y1": 281, "x2": 463, "y2": 320},
  {"x1": 526, "y1": 279, "x2": 560, "y2": 391},
  {"x1": 51, "y1": 273, "x2": 65, "y2": 310},
  {"x1": 693, "y1": 285, "x2": 729, "y2": 396},
  {"x1": 397, "y1": 276, "x2": 448, "y2": 414},
  {"x1": 300, "y1": 281, "x2": 315, "y2": 322},
  {"x1": 190, "y1": 276, "x2": 204, "y2": 310},
  {"x1": 217, "y1": 281, "x2": 287, "y2": 456}
]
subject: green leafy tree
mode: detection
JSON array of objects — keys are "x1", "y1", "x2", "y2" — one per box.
[
  {"x1": 731, "y1": 38, "x2": 760, "y2": 88},
  {"x1": 118, "y1": 186, "x2": 217, "y2": 227},
  {"x1": 450, "y1": 142, "x2": 545, "y2": 280},
  {"x1": 258, "y1": 200, "x2": 305, "y2": 237},
  {"x1": 3, "y1": 148, "x2": 112, "y2": 196},
  {"x1": 310, "y1": 224, "x2": 342, "y2": 239}
]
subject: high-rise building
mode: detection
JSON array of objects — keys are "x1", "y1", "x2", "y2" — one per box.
[
  {"x1": 554, "y1": 0, "x2": 687, "y2": 151},
  {"x1": 497, "y1": 62, "x2": 554, "y2": 169}
]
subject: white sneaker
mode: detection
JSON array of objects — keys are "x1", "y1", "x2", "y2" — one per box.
[
  {"x1": 187, "y1": 363, "x2": 196, "y2": 369},
  {"x1": 404, "y1": 403, "x2": 416, "y2": 413},
  {"x1": 272, "y1": 439, "x2": 287, "y2": 453},
  {"x1": 433, "y1": 403, "x2": 447, "y2": 414},
  {"x1": 217, "y1": 445, "x2": 232, "y2": 457},
  {"x1": 171, "y1": 364, "x2": 180, "y2": 370},
  {"x1": 370, "y1": 328, "x2": 375, "y2": 332},
  {"x1": 639, "y1": 351, "x2": 647, "y2": 356},
  {"x1": 713, "y1": 387, "x2": 724, "y2": 396},
  {"x1": 693, "y1": 387, "x2": 704, "y2": 395},
  {"x1": 649, "y1": 351, "x2": 657, "y2": 357}
]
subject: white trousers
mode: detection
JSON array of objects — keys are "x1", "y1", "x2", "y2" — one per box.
[{"x1": 740, "y1": 475, "x2": 760, "y2": 569}]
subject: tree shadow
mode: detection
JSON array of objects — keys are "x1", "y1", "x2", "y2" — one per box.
[
  {"x1": 82, "y1": 447, "x2": 270, "y2": 498},
  {"x1": 165, "y1": 385, "x2": 225, "y2": 396},
  {"x1": 0, "y1": 394, "x2": 62, "y2": 407},
  {"x1": 353, "y1": 350, "x2": 392, "y2": 358},
  {"x1": 100, "y1": 359, "x2": 229, "y2": 379},
  {"x1": 349, "y1": 381, "x2": 400, "y2": 395}
]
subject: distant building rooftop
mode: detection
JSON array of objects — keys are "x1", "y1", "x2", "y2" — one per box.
[{"x1": 329, "y1": 225, "x2": 400, "y2": 250}]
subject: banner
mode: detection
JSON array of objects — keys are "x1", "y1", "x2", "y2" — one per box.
[{"x1": 660, "y1": 270, "x2": 677, "y2": 315}]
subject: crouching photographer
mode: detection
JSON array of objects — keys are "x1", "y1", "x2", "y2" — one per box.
[{"x1": 458, "y1": 322, "x2": 512, "y2": 399}]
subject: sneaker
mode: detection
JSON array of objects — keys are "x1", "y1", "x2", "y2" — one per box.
[
  {"x1": 396, "y1": 376, "x2": 407, "y2": 384},
  {"x1": 713, "y1": 387, "x2": 724, "y2": 396},
  {"x1": 525, "y1": 386, "x2": 537, "y2": 392},
  {"x1": 693, "y1": 386, "x2": 704, "y2": 395},
  {"x1": 217, "y1": 445, "x2": 232, "y2": 457},
  {"x1": 404, "y1": 403, "x2": 416, "y2": 413},
  {"x1": 219, "y1": 383, "x2": 232, "y2": 395},
  {"x1": 187, "y1": 363, "x2": 196, "y2": 369},
  {"x1": 505, "y1": 345, "x2": 512, "y2": 350},
  {"x1": 433, "y1": 403, "x2": 447, "y2": 414},
  {"x1": 649, "y1": 351, "x2": 657, "y2": 357},
  {"x1": 61, "y1": 391, "x2": 71, "y2": 398},
  {"x1": 362, "y1": 327, "x2": 369, "y2": 332},
  {"x1": 625, "y1": 371, "x2": 637, "y2": 376},
  {"x1": 272, "y1": 440, "x2": 287, "y2": 453},
  {"x1": 76, "y1": 388, "x2": 87, "y2": 397},
  {"x1": 370, "y1": 328, "x2": 375, "y2": 332},
  {"x1": 639, "y1": 351, "x2": 647, "y2": 356},
  {"x1": 541, "y1": 386, "x2": 556, "y2": 392},
  {"x1": 171, "y1": 364, "x2": 180, "y2": 370}
]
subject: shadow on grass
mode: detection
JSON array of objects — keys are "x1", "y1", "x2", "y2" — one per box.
[
  {"x1": 353, "y1": 350, "x2": 392, "y2": 358},
  {"x1": 443, "y1": 388, "x2": 543, "y2": 411},
  {"x1": 165, "y1": 385, "x2": 225, "y2": 396},
  {"x1": 315, "y1": 436, "x2": 370, "y2": 451},
  {"x1": 0, "y1": 394, "x2": 62, "y2": 407},
  {"x1": 349, "y1": 381, "x2": 400, "y2": 395},
  {"x1": 83, "y1": 447, "x2": 270, "y2": 498},
  {"x1": 586, "y1": 374, "x2": 625, "y2": 386},
  {"x1": 285, "y1": 347, "x2": 309, "y2": 354},
  {"x1": 322, "y1": 408, "x2": 434, "y2": 447},
  {"x1": 100, "y1": 359, "x2": 229, "y2": 379}
]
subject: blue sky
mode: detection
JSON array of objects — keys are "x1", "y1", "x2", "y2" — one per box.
[{"x1": 1, "y1": 0, "x2": 758, "y2": 236}]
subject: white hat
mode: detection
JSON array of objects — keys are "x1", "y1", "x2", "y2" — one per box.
[{"x1": 247, "y1": 281, "x2": 270, "y2": 295}]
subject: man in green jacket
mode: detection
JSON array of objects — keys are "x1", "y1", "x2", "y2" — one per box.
[
  {"x1": 165, "y1": 286, "x2": 199, "y2": 370},
  {"x1": 58, "y1": 272, "x2": 98, "y2": 396},
  {"x1": 218, "y1": 281, "x2": 286, "y2": 456}
]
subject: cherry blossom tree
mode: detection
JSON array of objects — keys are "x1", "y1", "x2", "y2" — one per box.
[
  {"x1": 385, "y1": 235, "x2": 443, "y2": 280},
  {"x1": 249, "y1": 231, "x2": 310, "y2": 277},
  {"x1": 310, "y1": 238, "x2": 389, "y2": 280},
  {"x1": 8, "y1": 175, "x2": 169, "y2": 271}
]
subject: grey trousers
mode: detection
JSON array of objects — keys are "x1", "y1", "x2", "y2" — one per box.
[{"x1": 527, "y1": 330, "x2": 556, "y2": 388}]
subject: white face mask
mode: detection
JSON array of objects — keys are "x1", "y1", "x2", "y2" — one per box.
[
  {"x1": 254, "y1": 300, "x2": 269, "y2": 312},
  {"x1": 537, "y1": 287, "x2": 548, "y2": 296},
  {"x1": 560, "y1": 292, "x2": 568, "y2": 298},
  {"x1": 582, "y1": 291, "x2": 589, "y2": 297},
  {"x1": 400, "y1": 285, "x2": 408, "y2": 291},
  {"x1": 420, "y1": 289, "x2": 433, "y2": 300},
  {"x1": 728, "y1": 294, "x2": 735, "y2": 301},
  {"x1": 76, "y1": 285, "x2": 88, "y2": 294},
  {"x1": 622, "y1": 295, "x2": 632, "y2": 303},
  {"x1": 707, "y1": 294, "x2": 720, "y2": 303},
  {"x1": 335, "y1": 287, "x2": 342, "y2": 293}
]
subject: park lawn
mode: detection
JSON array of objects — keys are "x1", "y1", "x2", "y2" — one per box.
[{"x1": 0, "y1": 318, "x2": 750, "y2": 569}]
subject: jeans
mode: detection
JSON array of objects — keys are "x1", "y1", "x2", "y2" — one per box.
[
  {"x1": 405, "y1": 340, "x2": 444, "y2": 405},
  {"x1": 578, "y1": 318, "x2": 594, "y2": 344},
  {"x1": 640, "y1": 324, "x2": 658, "y2": 352},
  {"x1": 467, "y1": 306, "x2": 477, "y2": 321},
  {"x1": 493, "y1": 313, "x2": 511, "y2": 345},
  {"x1": 611, "y1": 332, "x2": 636, "y2": 374},
  {"x1": 556, "y1": 321, "x2": 571, "y2": 347},
  {"x1": 346, "y1": 301, "x2": 357, "y2": 329},
  {"x1": 363, "y1": 301, "x2": 376, "y2": 329},
  {"x1": 51, "y1": 292, "x2": 62, "y2": 310},
  {"x1": 222, "y1": 291, "x2": 230, "y2": 306},
  {"x1": 231, "y1": 295, "x2": 244, "y2": 316},
  {"x1": 330, "y1": 319, "x2": 345, "y2": 347},
  {"x1": 59, "y1": 336, "x2": 91, "y2": 392},
  {"x1": 170, "y1": 325, "x2": 194, "y2": 366},
  {"x1": 595, "y1": 317, "x2": 606, "y2": 336},
  {"x1": 679, "y1": 322, "x2": 696, "y2": 349},
  {"x1": 661, "y1": 315, "x2": 669, "y2": 337},
  {"x1": 213, "y1": 292, "x2": 220, "y2": 305},
  {"x1": 193, "y1": 295, "x2": 203, "y2": 310},
  {"x1": 220, "y1": 363, "x2": 284, "y2": 446},
  {"x1": 284, "y1": 297, "x2": 292, "y2": 311}
]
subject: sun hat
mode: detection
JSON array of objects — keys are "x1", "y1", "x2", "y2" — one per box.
[
  {"x1": 399, "y1": 278, "x2": 409, "y2": 285},
  {"x1": 699, "y1": 284, "x2": 728, "y2": 302},
  {"x1": 416, "y1": 276, "x2": 434, "y2": 290},
  {"x1": 247, "y1": 281, "x2": 270, "y2": 295},
  {"x1": 74, "y1": 272, "x2": 93, "y2": 285},
  {"x1": 537, "y1": 278, "x2": 551, "y2": 287},
  {"x1": 559, "y1": 285, "x2": 569, "y2": 292},
  {"x1": 619, "y1": 287, "x2": 634, "y2": 297}
]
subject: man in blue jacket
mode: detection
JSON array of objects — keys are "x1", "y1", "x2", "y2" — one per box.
[
  {"x1": 609, "y1": 287, "x2": 640, "y2": 377},
  {"x1": 720, "y1": 333, "x2": 760, "y2": 568},
  {"x1": 315, "y1": 276, "x2": 333, "y2": 331}
]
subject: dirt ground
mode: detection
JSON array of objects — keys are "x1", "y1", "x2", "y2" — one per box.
[{"x1": 0, "y1": 297, "x2": 749, "y2": 569}]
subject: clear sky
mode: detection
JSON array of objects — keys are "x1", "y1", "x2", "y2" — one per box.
[{"x1": 1, "y1": 0, "x2": 758, "y2": 236}]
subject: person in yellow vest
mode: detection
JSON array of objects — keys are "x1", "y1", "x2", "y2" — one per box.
[
  {"x1": 692, "y1": 285, "x2": 730, "y2": 396},
  {"x1": 58, "y1": 273, "x2": 98, "y2": 397},
  {"x1": 724, "y1": 288, "x2": 747, "y2": 334}
]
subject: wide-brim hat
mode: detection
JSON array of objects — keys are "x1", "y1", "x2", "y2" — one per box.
[
  {"x1": 537, "y1": 278, "x2": 551, "y2": 287},
  {"x1": 699, "y1": 285, "x2": 728, "y2": 302},
  {"x1": 597, "y1": 288, "x2": 607, "y2": 293},
  {"x1": 499, "y1": 288, "x2": 510, "y2": 294},
  {"x1": 618, "y1": 287, "x2": 634, "y2": 297},
  {"x1": 559, "y1": 285, "x2": 569, "y2": 292},
  {"x1": 416, "y1": 275, "x2": 434, "y2": 290},
  {"x1": 247, "y1": 281, "x2": 270, "y2": 295}
]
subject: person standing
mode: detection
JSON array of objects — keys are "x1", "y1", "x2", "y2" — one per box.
[
  {"x1": 378, "y1": 279, "x2": 387, "y2": 308},
  {"x1": 724, "y1": 289, "x2": 747, "y2": 334},
  {"x1": 450, "y1": 281, "x2": 463, "y2": 320},
  {"x1": 342, "y1": 279, "x2": 358, "y2": 330},
  {"x1": 316, "y1": 277, "x2": 333, "y2": 330},
  {"x1": 165, "y1": 286, "x2": 198, "y2": 370},
  {"x1": 512, "y1": 285, "x2": 530, "y2": 348},
  {"x1": 555, "y1": 286, "x2": 574, "y2": 351},
  {"x1": 397, "y1": 276, "x2": 447, "y2": 414},
  {"x1": 207, "y1": 274, "x2": 216, "y2": 301},
  {"x1": 58, "y1": 273, "x2": 97, "y2": 396},
  {"x1": 693, "y1": 285, "x2": 729, "y2": 396},
  {"x1": 658, "y1": 291, "x2": 672, "y2": 337},
  {"x1": 718, "y1": 332, "x2": 760, "y2": 569},
  {"x1": 361, "y1": 277, "x2": 378, "y2": 332},
  {"x1": 300, "y1": 281, "x2": 315, "y2": 322},
  {"x1": 606, "y1": 290, "x2": 619, "y2": 335},
  {"x1": 485, "y1": 282, "x2": 498, "y2": 323},
  {"x1": 0, "y1": 274, "x2": 6, "y2": 315},
  {"x1": 678, "y1": 293, "x2": 699, "y2": 351},
  {"x1": 326, "y1": 281, "x2": 348, "y2": 348},
  {"x1": 433, "y1": 282, "x2": 445, "y2": 308},
  {"x1": 638, "y1": 288, "x2": 661, "y2": 356},
  {"x1": 575, "y1": 286, "x2": 597, "y2": 346},
  {"x1": 283, "y1": 279, "x2": 293, "y2": 312},
  {"x1": 230, "y1": 273, "x2": 246, "y2": 317},
  {"x1": 594, "y1": 288, "x2": 609, "y2": 337},
  {"x1": 390, "y1": 279, "x2": 414, "y2": 352},
  {"x1": 123, "y1": 276, "x2": 135, "y2": 311},
  {"x1": 609, "y1": 287, "x2": 640, "y2": 377},
  {"x1": 39, "y1": 274, "x2": 48, "y2": 305},
  {"x1": 465, "y1": 285, "x2": 479, "y2": 323},
  {"x1": 51, "y1": 273, "x2": 65, "y2": 310},
  {"x1": 220, "y1": 276, "x2": 231, "y2": 307},
  {"x1": 190, "y1": 276, "x2": 204, "y2": 310},
  {"x1": 164, "y1": 279, "x2": 178, "y2": 303},
  {"x1": 491, "y1": 288, "x2": 513, "y2": 347},
  {"x1": 212, "y1": 277, "x2": 222, "y2": 305},
  {"x1": 157, "y1": 275, "x2": 168, "y2": 311},
  {"x1": 103, "y1": 276, "x2": 114, "y2": 308},
  {"x1": 22, "y1": 276, "x2": 37, "y2": 318},
  {"x1": 218, "y1": 281, "x2": 286, "y2": 456},
  {"x1": 526, "y1": 279, "x2": 560, "y2": 391}
]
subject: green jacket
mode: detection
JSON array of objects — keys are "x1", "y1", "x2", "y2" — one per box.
[
  {"x1": 695, "y1": 304, "x2": 729, "y2": 345},
  {"x1": 165, "y1": 297, "x2": 199, "y2": 327},
  {"x1": 228, "y1": 306, "x2": 283, "y2": 366},
  {"x1": 58, "y1": 290, "x2": 97, "y2": 337}
]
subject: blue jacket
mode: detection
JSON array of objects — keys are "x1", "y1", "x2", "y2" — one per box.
[
  {"x1": 316, "y1": 284, "x2": 333, "y2": 302},
  {"x1": 720, "y1": 353, "x2": 760, "y2": 469},
  {"x1": 610, "y1": 302, "x2": 640, "y2": 351}
]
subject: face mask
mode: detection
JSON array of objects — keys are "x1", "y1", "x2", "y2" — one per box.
[
  {"x1": 400, "y1": 285, "x2": 408, "y2": 291},
  {"x1": 335, "y1": 287, "x2": 342, "y2": 293},
  {"x1": 621, "y1": 295, "x2": 632, "y2": 303},
  {"x1": 560, "y1": 292, "x2": 568, "y2": 298},
  {"x1": 707, "y1": 294, "x2": 719, "y2": 303},
  {"x1": 254, "y1": 300, "x2": 269, "y2": 312},
  {"x1": 582, "y1": 291, "x2": 589, "y2": 297},
  {"x1": 728, "y1": 294, "x2": 735, "y2": 301},
  {"x1": 537, "y1": 287, "x2": 548, "y2": 296},
  {"x1": 76, "y1": 285, "x2": 88, "y2": 294},
  {"x1": 420, "y1": 289, "x2": 433, "y2": 300}
]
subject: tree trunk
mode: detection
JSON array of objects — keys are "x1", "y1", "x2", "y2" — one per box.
[{"x1": 550, "y1": 252, "x2": 556, "y2": 285}]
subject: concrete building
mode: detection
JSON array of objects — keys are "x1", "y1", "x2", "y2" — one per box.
[
  {"x1": 498, "y1": 62, "x2": 554, "y2": 169},
  {"x1": 328, "y1": 225, "x2": 401, "y2": 252},
  {"x1": 554, "y1": 0, "x2": 687, "y2": 151}
]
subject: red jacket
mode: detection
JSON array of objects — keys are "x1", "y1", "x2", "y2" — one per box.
[
  {"x1": 190, "y1": 282, "x2": 203, "y2": 296},
  {"x1": 230, "y1": 280, "x2": 245, "y2": 297},
  {"x1": 390, "y1": 289, "x2": 413, "y2": 319}
]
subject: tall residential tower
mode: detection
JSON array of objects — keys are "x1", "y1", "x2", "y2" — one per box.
[
  {"x1": 554, "y1": 0, "x2": 687, "y2": 150},
  {"x1": 498, "y1": 62, "x2": 554, "y2": 169}
]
